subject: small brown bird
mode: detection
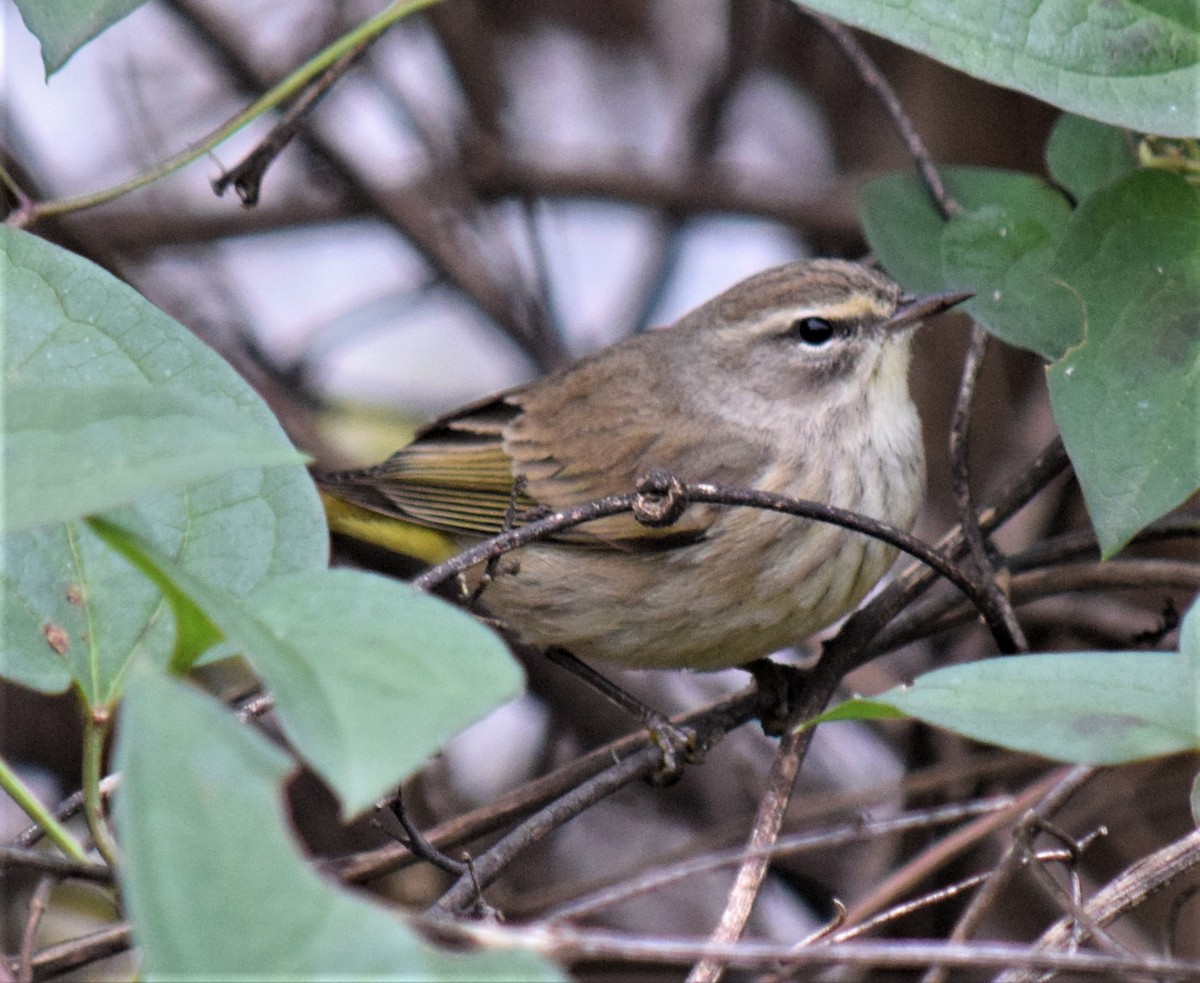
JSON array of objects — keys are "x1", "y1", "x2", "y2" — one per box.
[{"x1": 318, "y1": 260, "x2": 969, "y2": 671}]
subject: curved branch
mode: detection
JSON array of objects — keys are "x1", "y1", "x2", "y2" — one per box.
[
  {"x1": 413, "y1": 476, "x2": 1020, "y2": 653},
  {"x1": 809, "y1": 13, "x2": 961, "y2": 219}
]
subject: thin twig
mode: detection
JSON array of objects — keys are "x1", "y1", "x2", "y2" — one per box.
[
  {"x1": 432, "y1": 745, "x2": 666, "y2": 914},
  {"x1": 421, "y1": 918, "x2": 1200, "y2": 978},
  {"x1": 1007, "y1": 514, "x2": 1200, "y2": 573},
  {"x1": 383, "y1": 792, "x2": 467, "y2": 876},
  {"x1": 1017, "y1": 596, "x2": 1179, "y2": 651},
  {"x1": 1010, "y1": 559, "x2": 1200, "y2": 599},
  {"x1": 879, "y1": 558, "x2": 1200, "y2": 653},
  {"x1": 56, "y1": 157, "x2": 864, "y2": 252},
  {"x1": 379, "y1": 27, "x2": 567, "y2": 371},
  {"x1": 13, "y1": 776, "x2": 121, "y2": 850},
  {"x1": 432, "y1": 646, "x2": 800, "y2": 916},
  {"x1": 1012, "y1": 818, "x2": 1128, "y2": 957},
  {"x1": 949, "y1": 325, "x2": 1029, "y2": 651},
  {"x1": 810, "y1": 8, "x2": 1033, "y2": 668},
  {"x1": 80, "y1": 717, "x2": 119, "y2": 871},
  {"x1": 688, "y1": 482, "x2": 1020, "y2": 652},
  {"x1": 850, "y1": 438, "x2": 1071, "y2": 665},
  {"x1": 164, "y1": 0, "x2": 570, "y2": 371},
  {"x1": 829, "y1": 850, "x2": 1074, "y2": 945},
  {"x1": 0, "y1": 758, "x2": 90, "y2": 864},
  {"x1": 785, "y1": 752, "x2": 1042, "y2": 831},
  {"x1": 27, "y1": 912, "x2": 1200, "y2": 983},
  {"x1": 997, "y1": 824, "x2": 1200, "y2": 983},
  {"x1": 0, "y1": 159, "x2": 34, "y2": 218},
  {"x1": 685, "y1": 675, "x2": 831, "y2": 982},
  {"x1": 12, "y1": 0, "x2": 441, "y2": 223},
  {"x1": 544, "y1": 796, "x2": 1013, "y2": 924},
  {"x1": 17, "y1": 878, "x2": 55, "y2": 983},
  {"x1": 808, "y1": 12, "x2": 961, "y2": 219},
  {"x1": 875, "y1": 525, "x2": 1199, "y2": 654},
  {"x1": 841, "y1": 768, "x2": 1070, "y2": 931},
  {"x1": 852, "y1": 442, "x2": 1070, "y2": 674},
  {"x1": 513, "y1": 197, "x2": 567, "y2": 351},
  {"x1": 380, "y1": 13, "x2": 567, "y2": 369},
  {"x1": 686, "y1": 737, "x2": 797, "y2": 982},
  {"x1": 329, "y1": 687, "x2": 763, "y2": 885},
  {"x1": 213, "y1": 38, "x2": 373, "y2": 205}
]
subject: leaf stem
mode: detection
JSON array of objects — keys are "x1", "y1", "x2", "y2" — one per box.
[
  {"x1": 82, "y1": 715, "x2": 120, "y2": 870},
  {"x1": 0, "y1": 753, "x2": 91, "y2": 864},
  {"x1": 12, "y1": 0, "x2": 442, "y2": 224}
]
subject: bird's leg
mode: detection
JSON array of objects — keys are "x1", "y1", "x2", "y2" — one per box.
[
  {"x1": 741, "y1": 657, "x2": 809, "y2": 736},
  {"x1": 543, "y1": 647, "x2": 702, "y2": 783}
]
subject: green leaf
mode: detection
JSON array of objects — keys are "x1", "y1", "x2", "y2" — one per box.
[
  {"x1": 115, "y1": 669, "x2": 564, "y2": 981},
  {"x1": 3, "y1": 383, "x2": 305, "y2": 534},
  {"x1": 1046, "y1": 170, "x2": 1200, "y2": 556},
  {"x1": 795, "y1": 0, "x2": 1200, "y2": 137},
  {"x1": 810, "y1": 600, "x2": 1200, "y2": 765},
  {"x1": 0, "y1": 227, "x2": 326, "y2": 705},
  {"x1": 1046, "y1": 114, "x2": 1138, "y2": 202},
  {"x1": 83, "y1": 520, "x2": 522, "y2": 816},
  {"x1": 12, "y1": 0, "x2": 149, "y2": 75}
]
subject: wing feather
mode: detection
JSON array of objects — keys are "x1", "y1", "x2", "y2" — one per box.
[{"x1": 320, "y1": 328, "x2": 774, "y2": 549}]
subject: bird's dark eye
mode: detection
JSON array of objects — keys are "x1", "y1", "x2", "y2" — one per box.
[{"x1": 788, "y1": 316, "x2": 836, "y2": 346}]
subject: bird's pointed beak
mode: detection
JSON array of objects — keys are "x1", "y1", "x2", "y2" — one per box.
[{"x1": 887, "y1": 288, "x2": 974, "y2": 331}]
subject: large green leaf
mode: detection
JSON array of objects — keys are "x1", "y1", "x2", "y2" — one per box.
[
  {"x1": 0, "y1": 228, "x2": 326, "y2": 706},
  {"x1": 12, "y1": 0, "x2": 149, "y2": 75},
  {"x1": 115, "y1": 669, "x2": 563, "y2": 980},
  {"x1": 1046, "y1": 170, "x2": 1200, "y2": 555},
  {"x1": 796, "y1": 0, "x2": 1200, "y2": 137},
  {"x1": 93, "y1": 519, "x2": 523, "y2": 817},
  {"x1": 810, "y1": 600, "x2": 1200, "y2": 764}
]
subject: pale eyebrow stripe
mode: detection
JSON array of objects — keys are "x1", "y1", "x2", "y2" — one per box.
[{"x1": 800, "y1": 296, "x2": 891, "y2": 320}]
